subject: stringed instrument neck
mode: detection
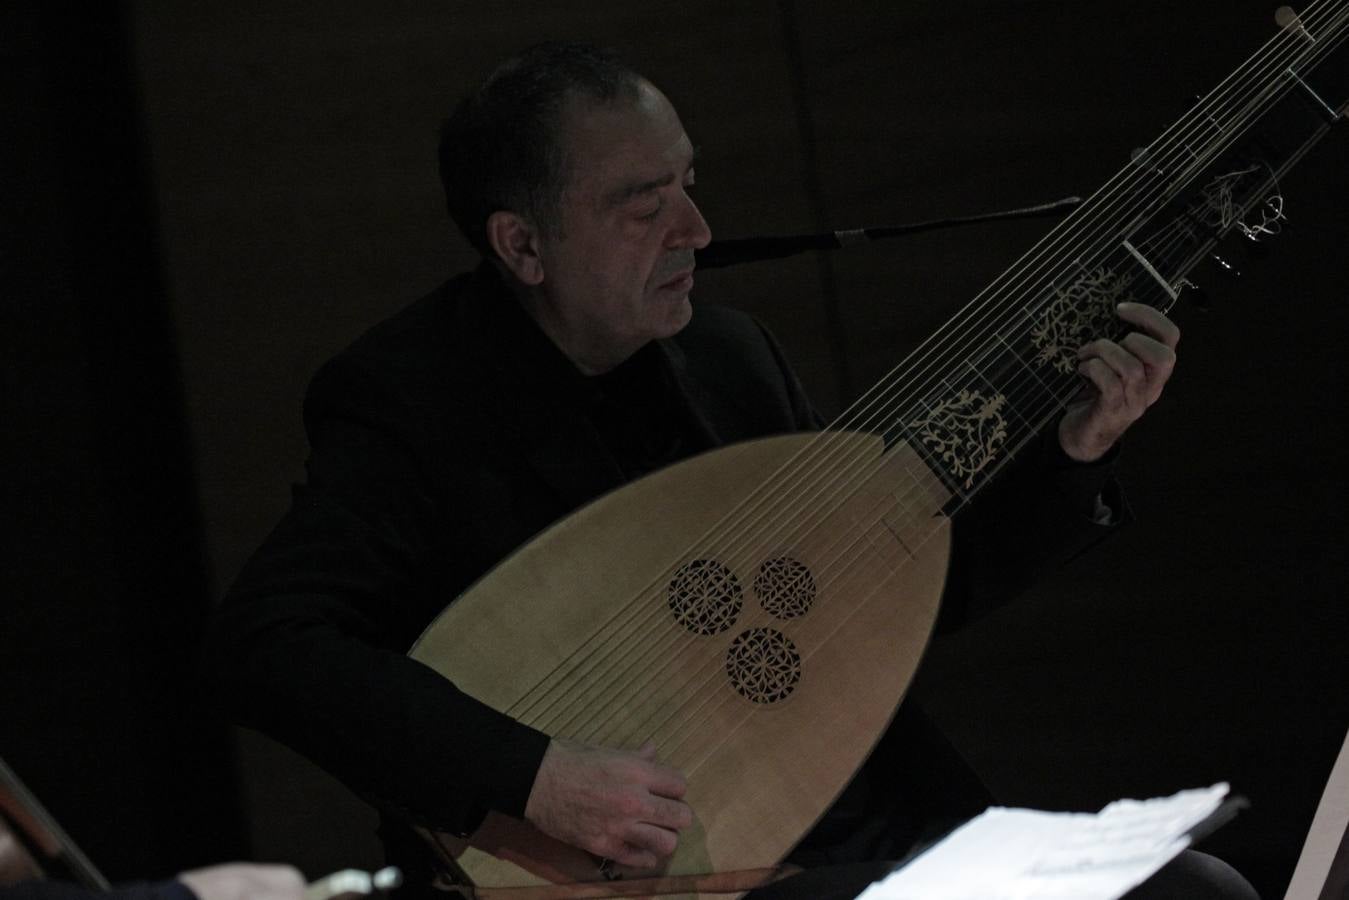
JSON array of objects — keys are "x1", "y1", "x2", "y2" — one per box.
[
  {"x1": 411, "y1": 8, "x2": 1348, "y2": 897},
  {"x1": 828, "y1": 2, "x2": 1348, "y2": 506}
]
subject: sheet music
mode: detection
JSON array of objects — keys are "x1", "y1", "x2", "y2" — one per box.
[{"x1": 856, "y1": 783, "x2": 1231, "y2": 900}]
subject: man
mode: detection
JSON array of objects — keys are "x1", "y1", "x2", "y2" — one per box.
[{"x1": 207, "y1": 42, "x2": 1250, "y2": 898}]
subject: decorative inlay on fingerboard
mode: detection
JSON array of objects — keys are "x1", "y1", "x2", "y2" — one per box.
[
  {"x1": 1030, "y1": 267, "x2": 1139, "y2": 374},
  {"x1": 1183, "y1": 162, "x2": 1286, "y2": 242},
  {"x1": 908, "y1": 389, "x2": 1009, "y2": 491},
  {"x1": 1190, "y1": 164, "x2": 1266, "y2": 230}
]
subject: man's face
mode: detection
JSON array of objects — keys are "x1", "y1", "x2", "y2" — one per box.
[{"x1": 533, "y1": 80, "x2": 712, "y2": 372}]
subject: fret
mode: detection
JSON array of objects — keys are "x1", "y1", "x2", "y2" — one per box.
[
  {"x1": 958, "y1": 361, "x2": 1034, "y2": 429},
  {"x1": 888, "y1": 351, "x2": 1046, "y2": 499},
  {"x1": 1025, "y1": 262, "x2": 1141, "y2": 377},
  {"x1": 966, "y1": 337, "x2": 1063, "y2": 433},
  {"x1": 1001, "y1": 313, "x2": 1082, "y2": 400},
  {"x1": 993, "y1": 330, "x2": 1059, "y2": 402},
  {"x1": 1121, "y1": 240, "x2": 1179, "y2": 302},
  {"x1": 1113, "y1": 242, "x2": 1182, "y2": 313},
  {"x1": 871, "y1": 7, "x2": 1349, "y2": 510},
  {"x1": 877, "y1": 459, "x2": 952, "y2": 560}
]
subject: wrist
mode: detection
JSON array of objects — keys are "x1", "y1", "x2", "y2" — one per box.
[{"x1": 1057, "y1": 418, "x2": 1113, "y2": 464}]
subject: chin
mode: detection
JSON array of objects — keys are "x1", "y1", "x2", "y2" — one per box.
[{"x1": 656, "y1": 294, "x2": 694, "y2": 337}]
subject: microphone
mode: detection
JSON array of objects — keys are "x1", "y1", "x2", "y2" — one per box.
[{"x1": 695, "y1": 196, "x2": 1082, "y2": 269}]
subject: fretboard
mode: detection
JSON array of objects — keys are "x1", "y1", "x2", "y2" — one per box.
[{"x1": 849, "y1": 1, "x2": 1349, "y2": 505}]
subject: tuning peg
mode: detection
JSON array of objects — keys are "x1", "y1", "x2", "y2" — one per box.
[
  {"x1": 1276, "y1": 7, "x2": 1315, "y2": 43},
  {"x1": 1209, "y1": 252, "x2": 1242, "y2": 278}
]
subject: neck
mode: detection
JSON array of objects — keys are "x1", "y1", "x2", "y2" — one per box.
[{"x1": 513, "y1": 283, "x2": 640, "y2": 376}]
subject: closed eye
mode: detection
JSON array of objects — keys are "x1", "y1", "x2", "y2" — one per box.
[{"x1": 635, "y1": 169, "x2": 696, "y2": 221}]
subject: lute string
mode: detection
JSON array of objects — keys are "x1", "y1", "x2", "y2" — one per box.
[
  {"x1": 501, "y1": 1, "x2": 1343, "y2": 744},
  {"x1": 512, "y1": 1, "x2": 1338, "y2": 744}
]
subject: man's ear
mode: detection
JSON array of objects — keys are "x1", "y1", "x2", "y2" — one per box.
[{"x1": 486, "y1": 211, "x2": 544, "y2": 286}]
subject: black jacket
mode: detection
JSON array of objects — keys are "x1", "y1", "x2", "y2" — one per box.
[{"x1": 206, "y1": 263, "x2": 1122, "y2": 849}]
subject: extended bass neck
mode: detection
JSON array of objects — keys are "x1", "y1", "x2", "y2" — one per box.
[{"x1": 409, "y1": 7, "x2": 1348, "y2": 897}]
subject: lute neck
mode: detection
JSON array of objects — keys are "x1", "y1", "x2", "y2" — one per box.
[{"x1": 825, "y1": 1, "x2": 1348, "y2": 508}]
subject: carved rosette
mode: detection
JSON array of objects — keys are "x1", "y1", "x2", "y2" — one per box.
[
  {"x1": 753, "y1": 557, "x2": 816, "y2": 619},
  {"x1": 909, "y1": 389, "x2": 1008, "y2": 490},
  {"x1": 1030, "y1": 267, "x2": 1136, "y2": 374},
  {"x1": 725, "y1": 627, "x2": 801, "y2": 704},
  {"x1": 668, "y1": 559, "x2": 742, "y2": 635}
]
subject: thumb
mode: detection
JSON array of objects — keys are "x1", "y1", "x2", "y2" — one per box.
[{"x1": 636, "y1": 740, "x2": 658, "y2": 760}]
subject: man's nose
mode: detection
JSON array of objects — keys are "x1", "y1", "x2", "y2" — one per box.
[{"x1": 669, "y1": 191, "x2": 712, "y2": 250}]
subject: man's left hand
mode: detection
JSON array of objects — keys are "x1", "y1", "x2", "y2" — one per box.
[{"x1": 1058, "y1": 302, "x2": 1179, "y2": 463}]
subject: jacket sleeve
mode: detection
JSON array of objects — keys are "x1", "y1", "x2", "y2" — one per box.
[
  {"x1": 203, "y1": 354, "x2": 549, "y2": 834},
  {"x1": 935, "y1": 430, "x2": 1128, "y2": 633}
]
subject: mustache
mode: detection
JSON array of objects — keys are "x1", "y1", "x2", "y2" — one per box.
[{"x1": 653, "y1": 251, "x2": 697, "y2": 284}]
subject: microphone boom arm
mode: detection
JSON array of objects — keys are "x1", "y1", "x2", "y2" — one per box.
[{"x1": 695, "y1": 195, "x2": 1082, "y2": 269}]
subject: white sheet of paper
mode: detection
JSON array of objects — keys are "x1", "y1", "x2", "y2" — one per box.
[{"x1": 855, "y1": 783, "x2": 1230, "y2": 900}]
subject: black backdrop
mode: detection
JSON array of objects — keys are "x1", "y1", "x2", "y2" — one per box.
[{"x1": 4, "y1": 2, "x2": 1346, "y2": 897}]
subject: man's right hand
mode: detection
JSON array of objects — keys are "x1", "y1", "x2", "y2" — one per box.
[{"x1": 523, "y1": 738, "x2": 693, "y2": 870}]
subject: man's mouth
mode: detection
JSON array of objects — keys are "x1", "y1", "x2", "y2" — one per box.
[{"x1": 659, "y1": 269, "x2": 695, "y2": 291}]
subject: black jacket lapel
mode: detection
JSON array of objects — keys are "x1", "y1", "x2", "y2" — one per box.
[{"x1": 467, "y1": 270, "x2": 628, "y2": 510}]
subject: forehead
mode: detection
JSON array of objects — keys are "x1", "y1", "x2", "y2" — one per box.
[{"x1": 558, "y1": 81, "x2": 694, "y2": 202}]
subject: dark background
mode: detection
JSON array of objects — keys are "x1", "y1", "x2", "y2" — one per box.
[{"x1": 4, "y1": 2, "x2": 1346, "y2": 898}]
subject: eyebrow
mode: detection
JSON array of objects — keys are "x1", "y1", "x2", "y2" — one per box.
[
  {"x1": 604, "y1": 173, "x2": 675, "y2": 207},
  {"x1": 602, "y1": 146, "x2": 700, "y2": 208}
]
